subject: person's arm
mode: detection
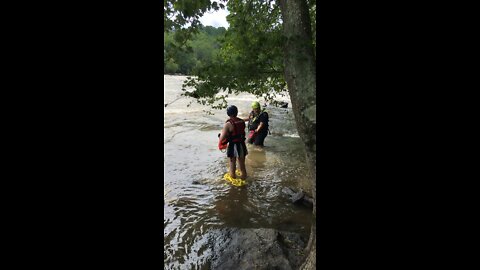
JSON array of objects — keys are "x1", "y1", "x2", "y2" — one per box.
[
  {"x1": 219, "y1": 122, "x2": 231, "y2": 142},
  {"x1": 255, "y1": 113, "x2": 268, "y2": 133},
  {"x1": 243, "y1": 112, "x2": 252, "y2": 122},
  {"x1": 256, "y1": 122, "x2": 265, "y2": 133}
]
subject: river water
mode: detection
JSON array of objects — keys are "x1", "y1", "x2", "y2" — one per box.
[{"x1": 164, "y1": 75, "x2": 313, "y2": 269}]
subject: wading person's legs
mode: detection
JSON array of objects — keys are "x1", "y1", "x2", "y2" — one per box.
[
  {"x1": 238, "y1": 156, "x2": 247, "y2": 180},
  {"x1": 229, "y1": 157, "x2": 237, "y2": 178},
  {"x1": 254, "y1": 132, "x2": 267, "y2": 146}
]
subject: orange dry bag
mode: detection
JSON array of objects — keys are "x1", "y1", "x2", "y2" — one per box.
[
  {"x1": 248, "y1": 130, "x2": 257, "y2": 140},
  {"x1": 218, "y1": 133, "x2": 228, "y2": 150}
]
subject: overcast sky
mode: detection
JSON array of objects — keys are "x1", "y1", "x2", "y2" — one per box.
[{"x1": 199, "y1": 8, "x2": 229, "y2": 28}]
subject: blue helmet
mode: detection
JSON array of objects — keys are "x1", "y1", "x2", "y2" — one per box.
[{"x1": 226, "y1": 105, "x2": 238, "y2": 116}]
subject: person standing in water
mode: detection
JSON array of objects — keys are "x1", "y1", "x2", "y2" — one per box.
[
  {"x1": 219, "y1": 105, "x2": 248, "y2": 180},
  {"x1": 246, "y1": 101, "x2": 269, "y2": 146}
]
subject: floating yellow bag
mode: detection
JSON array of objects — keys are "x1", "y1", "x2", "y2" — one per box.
[{"x1": 223, "y1": 170, "x2": 246, "y2": 186}]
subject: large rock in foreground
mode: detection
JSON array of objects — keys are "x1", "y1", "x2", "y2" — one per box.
[{"x1": 208, "y1": 228, "x2": 307, "y2": 270}]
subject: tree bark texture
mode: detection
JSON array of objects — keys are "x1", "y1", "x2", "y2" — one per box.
[{"x1": 278, "y1": 0, "x2": 316, "y2": 269}]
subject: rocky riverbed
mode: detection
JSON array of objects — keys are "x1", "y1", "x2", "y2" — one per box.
[{"x1": 206, "y1": 228, "x2": 307, "y2": 270}]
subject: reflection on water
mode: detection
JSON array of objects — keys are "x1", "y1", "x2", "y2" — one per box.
[
  {"x1": 164, "y1": 75, "x2": 312, "y2": 269},
  {"x1": 214, "y1": 187, "x2": 252, "y2": 228},
  {"x1": 246, "y1": 146, "x2": 267, "y2": 169}
]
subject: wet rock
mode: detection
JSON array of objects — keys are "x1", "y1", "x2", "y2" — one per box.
[
  {"x1": 208, "y1": 228, "x2": 306, "y2": 270},
  {"x1": 282, "y1": 187, "x2": 313, "y2": 208},
  {"x1": 271, "y1": 100, "x2": 289, "y2": 108},
  {"x1": 282, "y1": 187, "x2": 295, "y2": 197},
  {"x1": 291, "y1": 191, "x2": 305, "y2": 204},
  {"x1": 192, "y1": 180, "x2": 201, "y2": 185}
]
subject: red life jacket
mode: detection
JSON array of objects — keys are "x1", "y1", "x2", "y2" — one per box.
[{"x1": 226, "y1": 117, "x2": 246, "y2": 143}]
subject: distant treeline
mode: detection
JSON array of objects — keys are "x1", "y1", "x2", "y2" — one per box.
[{"x1": 164, "y1": 26, "x2": 226, "y2": 75}]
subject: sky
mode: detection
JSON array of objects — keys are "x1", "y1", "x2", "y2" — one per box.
[{"x1": 199, "y1": 8, "x2": 229, "y2": 28}]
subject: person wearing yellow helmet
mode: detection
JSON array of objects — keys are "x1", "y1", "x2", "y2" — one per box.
[{"x1": 245, "y1": 101, "x2": 269, "y2": 146}]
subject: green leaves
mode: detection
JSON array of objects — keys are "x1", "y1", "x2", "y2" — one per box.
[
  {"x1": 164, "y1": 26, "x2": 225, "y2": 75},
  {"x1": 176, "y1": 0, "x2": 286, "y2": 110},
  {"x1": 165, "y1": 0, "x2": 315, "y2": 112}
]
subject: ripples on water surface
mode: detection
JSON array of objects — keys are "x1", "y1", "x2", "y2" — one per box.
[{"x1": 164, "y1": 75, "x2": 312, "y2": 269}]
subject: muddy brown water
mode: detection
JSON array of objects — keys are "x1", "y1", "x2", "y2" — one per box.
[{"x1": 164, "y1": 75, "x2": 313, "y2": 269}]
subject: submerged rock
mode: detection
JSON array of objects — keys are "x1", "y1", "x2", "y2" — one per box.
[
  {"x1": 282, "y1": 187, "x2": 314, "y2": 208},
  {"x1": 208, "y1": 228, "x2": 306, "y2": 270}
]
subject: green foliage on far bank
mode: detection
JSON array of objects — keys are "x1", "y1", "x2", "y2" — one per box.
[
  {"x1": 164, "y1": 1, "x2": 316, "y2": 110},
  {"x1": 179, "y1": 0, "x2": 289, "y2": 110},
  {"x1": 164, "y1": 25, "x2": 226, "y2": 75}
]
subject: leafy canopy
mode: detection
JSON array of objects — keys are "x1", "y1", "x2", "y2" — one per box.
[{"x1": 164, "y1": 0, "x2": 316, "y2": 110}]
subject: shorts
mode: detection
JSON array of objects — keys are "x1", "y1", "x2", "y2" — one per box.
[
  {"x1": 247, "y1": 130, "x2": 268, "y2": 146},
  {"x1": 227, "y1": 141, "x2": 248, "y2": 158}
]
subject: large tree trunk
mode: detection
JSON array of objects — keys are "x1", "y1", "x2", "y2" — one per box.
[{"x1": 278, "y1": 0, "x2": 317, "y2": 269}]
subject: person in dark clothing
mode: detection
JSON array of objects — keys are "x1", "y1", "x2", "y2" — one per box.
[
  {"x1": 245, "y1": 101, "x2": 269, "y2": 146},
  {"x1": 219, "y1": 105, "x2": 248, "y2": 180}
]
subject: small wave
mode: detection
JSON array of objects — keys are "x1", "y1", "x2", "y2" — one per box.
[
  {"x1": 226, "y1": 95, "x2": 260, "y2": 102},
  {"x1": 164, "y1": 109, "x2": 207, "y2": 115},
  {"x1": 282, "y1": 133, "x2": 300, "y2": 138}
]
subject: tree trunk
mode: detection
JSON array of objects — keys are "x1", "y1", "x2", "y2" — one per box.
[{"x1": 278, "y1": 0, "x2": 316, "y2": 269}]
